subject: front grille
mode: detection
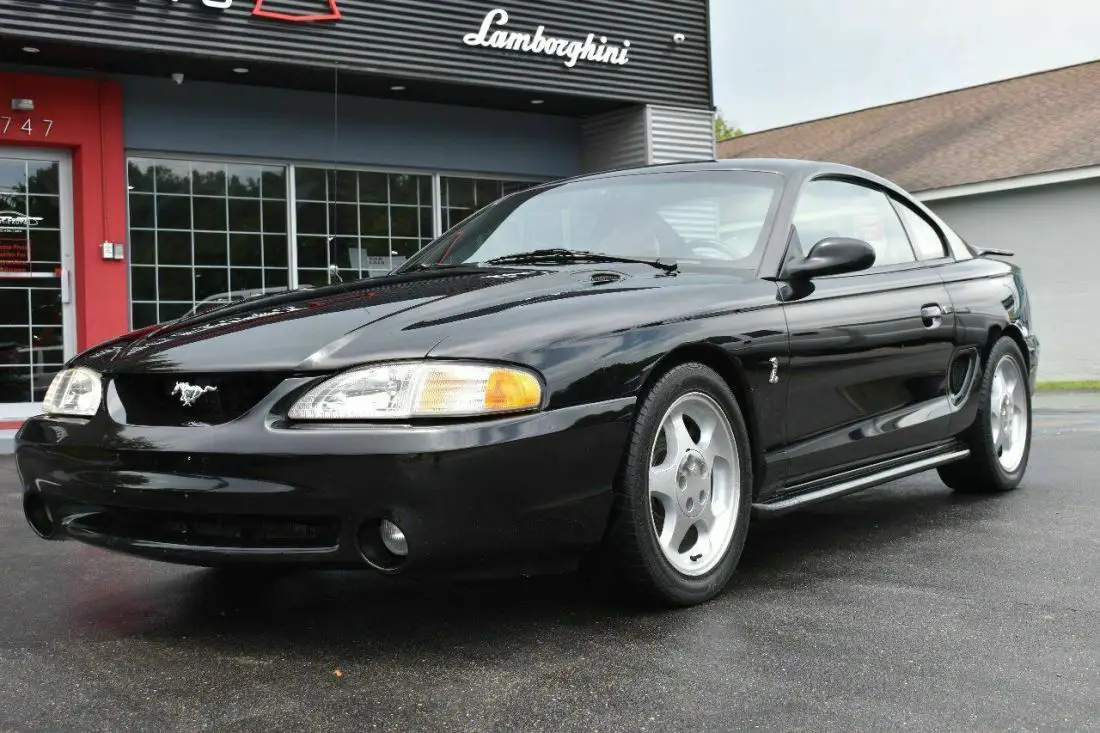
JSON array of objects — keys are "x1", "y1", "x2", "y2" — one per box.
[
  {"x1": 112, "y1": 372, "x2": 291, "y2": 426},
  {"x1": 79, "y1": 508, "x2": 340, "y2": 549}
]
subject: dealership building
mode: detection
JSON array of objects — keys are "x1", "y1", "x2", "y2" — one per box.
[{"x1": 0, "y1": 0, "x2": 716, "y2": 439}]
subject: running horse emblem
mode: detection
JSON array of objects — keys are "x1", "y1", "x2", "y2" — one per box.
[{"x1": 172, "y1": 381, "x2": 218, "y2": 407}]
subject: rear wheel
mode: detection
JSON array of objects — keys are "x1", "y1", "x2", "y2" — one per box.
[
  {"x1": 593, "y1": 363, "x2": 753, "y2": 606},
  {"x1": 938, "y1": 336, "x2": 1032, "y2": 493}
]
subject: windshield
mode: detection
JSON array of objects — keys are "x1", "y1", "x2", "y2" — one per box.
[{"x1": 396, "y1": 170, "x2": 783, "y2": 271}]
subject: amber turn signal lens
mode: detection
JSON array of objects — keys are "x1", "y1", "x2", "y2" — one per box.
[
  {"x1": 484, "y1": 368, "x2": 542, "y2": 411},
  {"x1": 290, "y1": 361, "x2": 544, "y2": 420}
]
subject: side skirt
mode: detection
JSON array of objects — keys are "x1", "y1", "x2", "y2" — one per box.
[{"x1": 751, "y1": 442, "x2": 970, "y2": 517}]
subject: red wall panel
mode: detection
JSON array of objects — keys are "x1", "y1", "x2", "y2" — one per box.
[{"x1": 0, "y1": 71, "x2": 128, "y2": 352}]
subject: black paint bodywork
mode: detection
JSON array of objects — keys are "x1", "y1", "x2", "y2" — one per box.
[{"x1": 14, "y1": 159, "x2": 1039, "y2": 576}]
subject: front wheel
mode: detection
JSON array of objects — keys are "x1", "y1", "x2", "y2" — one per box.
[
  {"x1": 593, "y1": 363, "x2": 753, "y2": 607},
  {"x1": 939, "y1": 336, "x2": 1032, "y2": 493}
]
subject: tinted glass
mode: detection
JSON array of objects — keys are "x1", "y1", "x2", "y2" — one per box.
[
  {"x1": 127, "y1": 157, "x2": 290, "y2": 328},
  {"x1": 293, "y1": 167, "x2": 443, "y2": 284},
  {"x1": 894, "y1": 202, "x2": 948, "y2": 260},
  {"x1": 793, "y1": 180, "x2": 915, "y2": 266},
  {"x1": 1, "y1": 156, "x2": 65, "y2": 403},
  {"x1": 441, "y1": 176, "x2": 538, "y2": 232},
  {"x1": 407, "y1": 171, "x2": 781, "y2": 270}
]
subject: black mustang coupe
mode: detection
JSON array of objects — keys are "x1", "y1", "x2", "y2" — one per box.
[{"x1": 15, "y1": 159, "x2": 1038, "y2": 606}]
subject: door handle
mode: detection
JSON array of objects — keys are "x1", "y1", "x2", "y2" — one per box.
[{"x1": 921, "y1": 304, "x2": 943, "y2": 328}]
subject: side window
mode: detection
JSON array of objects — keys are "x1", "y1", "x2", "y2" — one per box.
[
  {"x1": 792, "y1": 179, "x2": 916, "y2": 267},
  {"x1": 893, "y1": 201, "x2": 948, "y2": 260}
]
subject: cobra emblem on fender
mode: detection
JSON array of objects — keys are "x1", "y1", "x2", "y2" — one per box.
[{"x1": 172, "y1": 381, "x2": 217, "y2": 407}]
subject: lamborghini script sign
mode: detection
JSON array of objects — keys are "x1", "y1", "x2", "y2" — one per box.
[{"x1": 462, "y1": 7, "x2": 632, "y2": 68}]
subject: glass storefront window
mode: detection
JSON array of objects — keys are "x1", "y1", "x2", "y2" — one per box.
[
  {"x1": 125, "y1": 157, "x2": 542, "y2": 327},
  {"x1": 294, "y1": 167, "x2": 434, "y2": 287},
  {"x1": 126, "y1": 157, "x2": 288, "y2": 328},
  {"x1": 441, "y1": 176, "x2": 535, "y2": 232}
]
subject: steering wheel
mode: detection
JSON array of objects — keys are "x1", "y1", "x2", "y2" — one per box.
[{"x1": 594, "y1": 210, "x2": 684, "y2": 257}]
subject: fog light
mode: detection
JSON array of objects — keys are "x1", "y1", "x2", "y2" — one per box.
[{"x1": 380, "y1": 519, "x2": 408, "y2": 557}]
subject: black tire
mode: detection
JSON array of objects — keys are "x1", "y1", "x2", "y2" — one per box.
[
  {"x1": 592, "y1": 362, "x2": 753, "y2": 607},
  {"x1": 938, "y1": 336, "x2": 1032, "y2": 494}
]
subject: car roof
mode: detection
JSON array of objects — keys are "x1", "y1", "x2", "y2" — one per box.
[
  {"x1": 584, "y1": 157, "x2": 875, "y2": 179},
  {"x1": 549, "y1": 157, "x2": 915, "y2": 198}
]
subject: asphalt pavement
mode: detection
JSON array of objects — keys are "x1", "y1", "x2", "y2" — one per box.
[{"x1": 0, "y1": 407, "x2": 1097, "y2": 732}]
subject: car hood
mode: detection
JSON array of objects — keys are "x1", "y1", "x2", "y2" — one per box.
[{"x1": 75, "y1": 265, "x2": 704, "y2": 373}]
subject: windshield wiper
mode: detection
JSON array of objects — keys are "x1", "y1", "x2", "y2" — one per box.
[
  {"x1": 482, "y1": 248, "x2": 678, "y2": 273},
  {"x1": 401, "y1": 262, "x2": 480, "y2": 272}
]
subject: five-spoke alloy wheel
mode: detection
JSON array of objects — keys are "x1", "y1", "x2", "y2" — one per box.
[
  {"x1": 939, "y1": 336, "x2": 1033, "y2": 493},
  {"x1": 990, "y1": 352, "x2": 1028, "y2": 473},
  {"x1": 648, "y1": 392, "x2": 740, "y2": 577},
  {"x1": 595, "y1": 362, "x2": 752, "y2": 607}
]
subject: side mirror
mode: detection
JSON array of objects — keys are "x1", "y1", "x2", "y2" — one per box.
[{"x1": 786, "y1": 237, "x2": 876, "y2": 279}]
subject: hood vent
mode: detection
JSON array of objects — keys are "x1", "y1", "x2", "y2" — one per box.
[{"x1": 588, "y1": 271, "x2": 624, "y2": 285}]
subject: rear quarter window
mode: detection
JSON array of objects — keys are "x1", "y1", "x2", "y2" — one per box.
[{"x1": 894, "y1": 203, "x2": 948, "y2": 260}]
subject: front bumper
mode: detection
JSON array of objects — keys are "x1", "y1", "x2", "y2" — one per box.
[{"x1": 14, "y1": 380, "x2": 634, "y2": 575}]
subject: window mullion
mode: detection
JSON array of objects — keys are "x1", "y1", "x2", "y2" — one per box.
[
  {"x1": 287, "y1": 164, "x2": 299, "y2": 289},
  {"x1": 431, "y1": 174, "x2": 442, "y2": 238}
]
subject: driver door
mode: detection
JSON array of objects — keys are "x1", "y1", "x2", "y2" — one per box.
[{"x1": 779, "y1": 178, "x2": 956, "y2": 482}]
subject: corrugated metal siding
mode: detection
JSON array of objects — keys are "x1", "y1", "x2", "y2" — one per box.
[
  {"x1": 580, "y1": 106, "x2": 648, "y2": 173},
  {"x1": 648, "y1": 105, "x2": 716, "y2": 163},
  {"x1": 0, "y1": 0, "x2": 711, "y2": 109}
]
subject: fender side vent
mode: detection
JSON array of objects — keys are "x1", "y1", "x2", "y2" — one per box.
[{"x1": 949, "y1": 350, "x2": 978, "y2": 404}]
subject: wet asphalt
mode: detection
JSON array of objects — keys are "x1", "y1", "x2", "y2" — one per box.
[{"x1": 0, "y1": 407, "x2": 1097, "y2": 732}]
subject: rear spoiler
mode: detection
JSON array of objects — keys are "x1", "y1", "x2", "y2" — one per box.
[{"x1": 975, "y1": 247, "x2": 1014, "y2": 258}]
